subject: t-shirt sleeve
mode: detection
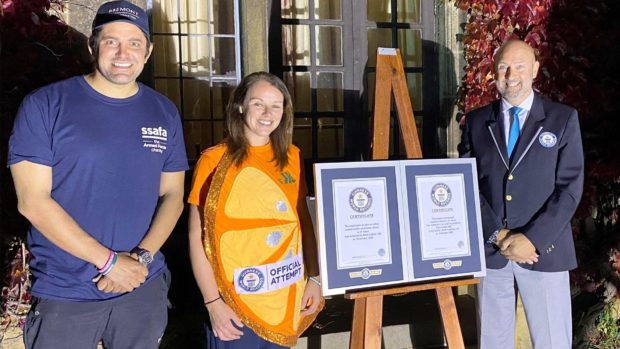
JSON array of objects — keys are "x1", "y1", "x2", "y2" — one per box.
[
  {"x1": 187, "y1": 147, "x2": 223, "y2": 206},
  {"x1": 8, "y1": 94, "x2": 54, "y2": 167},
  {"x1": 162, "y1": 111, "x2": 189, "y2": 172}
]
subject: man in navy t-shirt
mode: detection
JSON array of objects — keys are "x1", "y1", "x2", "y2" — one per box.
[{"x1": 8, "y1": 1, "x2": 188, "y2": 348}]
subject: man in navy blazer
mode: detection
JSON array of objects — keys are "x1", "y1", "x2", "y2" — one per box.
[{"x1": 459, "y1": 40, "x2": 583, "y2": 348}]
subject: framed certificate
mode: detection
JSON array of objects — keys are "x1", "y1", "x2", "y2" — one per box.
[
  {"x1": 314, "y1": 158, "x2": 485, "y2": 296},
  {"x1": 400, "y1": 159, "x2": 486, "y2": 280},
  {"x1": 314, "y1": 161, "x2": 408, "y2": 296}
]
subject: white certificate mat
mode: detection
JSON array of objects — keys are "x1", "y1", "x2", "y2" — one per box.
[
  {"x1": 415, "y1": 174, "x2": 470, "y2": 260},
  {"x1": 332, "y1": 178, "x2": 392, "y2": 269}
]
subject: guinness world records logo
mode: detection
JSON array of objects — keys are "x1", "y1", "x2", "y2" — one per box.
[
  {"x1": 349, "y1": 187, "x2": 372, "y2": 212},
  {"x1": 431, "y1": 183, "x2": 452, "y2": 207},
  {"x1": 238, "y1": 268, "x2": 264, "y2": 292}
]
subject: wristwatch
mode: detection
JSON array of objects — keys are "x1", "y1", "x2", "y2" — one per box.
[{"x1": 130, "y1": 247, "x2": 153, "y2": 266}]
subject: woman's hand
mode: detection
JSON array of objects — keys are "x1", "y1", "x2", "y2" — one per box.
[
  {"x1": 300, "y1": 279, "x2": 322, "y2": 316},
  {"x1": 206, "y1": 298, "x2": 244, "y2": 341}
]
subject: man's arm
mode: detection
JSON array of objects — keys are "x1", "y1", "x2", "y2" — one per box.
[
  {"x1": 134, "y1": 171, "x2": 185, "y2": 255},
  {"x1": 11, "y1": 161, "x2": 147, "y2": 292},
  {"x1": 97, "y1": 170, "x2": 185, "y2": 292},
  {"x1": 188, "y1": 205, "x2": 244, "y2": 340}
]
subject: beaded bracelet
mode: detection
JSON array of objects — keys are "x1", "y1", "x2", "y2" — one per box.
[
  {"x1": 204, "y1": 296, "x2": 222, "y2": 306},
  {"x1": 97, "y1": 250, "x2": 115, "y2": 273},
  {"x1": 100, "y1": 252, "x2": 118, "y2": 276},
  {"x1": 308, "y1": 276, "x2": 321, "y2": 286}
]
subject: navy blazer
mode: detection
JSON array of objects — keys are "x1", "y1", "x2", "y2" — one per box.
[{"x1": 459, "y1": 94, "x2": 584, "y2": 272}]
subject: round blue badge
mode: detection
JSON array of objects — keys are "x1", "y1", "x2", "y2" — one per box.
[
  {"x1": 431, "y1": 183, "x2": 452, "y2": 207},
  {"x1": 349, "y1": 187, "x2": 372, "y2": 212},
  {"x1": 538, "y1": 132, "x2": 557, "y2": 148},
  {"x1": 238, "y1": 268, "x2": 265, "y2": 292}
]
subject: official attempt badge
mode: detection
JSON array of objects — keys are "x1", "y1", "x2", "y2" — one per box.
[
  {"x1": 349, "y1": 187, "x2": 372, "y2": 212},
  {"x1": 431, "y1": 183, "x2": 452, "y2": 206},
  {"x1": 538, "y1": 132, "x2": 557, "y2": 148}
]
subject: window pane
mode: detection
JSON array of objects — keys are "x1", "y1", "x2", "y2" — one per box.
[
  {"x1": 212, "y1": 0, "x2": 235, "y2": 34},
  {"x1": 153, "y1": 35, "x2": 180, "y2": 77},
  {"x1": 367, "y1": 28, "x2": 392, "y2": 66},
  {"x1": 316, "y1": 26, "x2": 343, "y2": 66},
  {"x1": 155, "y1": 79, "x2": 180, "y2": 111},
  {"x1": 284, "y1": 72, "x2": 311, "y2": 112},
  {"x1": 184, "y1": 121, "x2": 226, "y2": 160},
  {"x1": 212, "y1": 38, "x2": 238, "y2": 76},
  {"x1": 282, "y1": 25, "x2": 311, "y2": 66},
  {"x1": 407, "y1": 73, "x2": 423, "y2": 110},
  {"x1": 398, "y1": 29, "x2": 422, "y2": 67},
  {"x1": 397, "y1": 0, "x2": 421, "y2": 23},
  {"x1": 180, "y1": 1, "x2": 208, "y2": 34},
  {"x1": 182, "y1": 35, "x2": 211, "y2": 77},
  {"x1": 184, "y1": 121, "x2": 212, "y2": 160},
  {"x1": 183, "y1": 80, "x2": 211, "y2": 119},
  {"x1": 366, "y1": 72, "x2": 375, "y2": 112},
  {"x1": 367, "y1": 0, "x2": 391, "y2": 22},
  {"x1": 293, "y1": 117, "x2": 312, "y2": 159},
  {"x1": 317, "y1": 72, "x2": 343, "y2": 112},
  {"x1": 153, "y1": 0, "x2": 179, "y2": 33},
  {"x1": 281, "y1": 0, "x2": 309, "y2": 19},
  {"x1": 315, "y1": 0, "x2": 341, "y2": 20},
  {"x1": 211, "y1": 82, "x2": 236, "y2": 118},
  {"x1": 318, "y1": 117, "x2": 344, "y2": 158}
]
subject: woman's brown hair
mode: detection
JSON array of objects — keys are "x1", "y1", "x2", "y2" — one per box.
[{"x1": 224, "y1": 71, "x2": 294, "y2": 169}]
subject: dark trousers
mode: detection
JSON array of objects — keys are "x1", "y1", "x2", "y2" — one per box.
[{"x1": 24, "y1": 270, "x2": 170, "y2": 349}]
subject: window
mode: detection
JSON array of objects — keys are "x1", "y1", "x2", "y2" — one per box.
[
  {"x1": 149, "y1": 0, "x2": 241, "y2": 161},
  {"x1": 270, "y1": 0, "x2": 441, "y2": 162}
]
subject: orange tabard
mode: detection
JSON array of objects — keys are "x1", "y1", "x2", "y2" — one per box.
[{"x1": 188, "y1": 143, "x2": 322, "y2": 347}]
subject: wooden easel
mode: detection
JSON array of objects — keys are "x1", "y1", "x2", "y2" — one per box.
[{"x1": 346, "y1": 48, "x2": 479, "y2": 349}]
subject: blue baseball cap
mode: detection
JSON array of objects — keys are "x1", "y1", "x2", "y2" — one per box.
[{"x1": 92, "y1": 0, "x2": 150, "y2": 37}]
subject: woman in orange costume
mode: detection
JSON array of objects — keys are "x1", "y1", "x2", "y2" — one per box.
[{"x1": 188, "y1": 72, "x2": 323, "y2": 348}]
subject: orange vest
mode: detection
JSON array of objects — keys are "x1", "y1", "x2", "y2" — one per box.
[{"x1": 188, "y1": 143, "x2": 322, "y2": 347}]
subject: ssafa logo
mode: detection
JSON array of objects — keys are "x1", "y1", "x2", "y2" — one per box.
[
  {"x1": 431, "y1": 183, "x2": 452, "y2": 207},
  {"x1": 141, "y1": 126, "x2": 168, "y2": 154}
]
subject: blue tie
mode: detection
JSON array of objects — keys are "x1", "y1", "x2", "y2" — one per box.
[{"x1": 507, "y1": 106, "x2": 522, "y2": 157}]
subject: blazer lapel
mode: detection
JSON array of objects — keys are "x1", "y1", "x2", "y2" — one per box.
[
  {"x1": 485, "y1": 101, "x2": 509, "y2": 169},
  {"x1": 510, "y1": 93, "x2": 546, "y2": 168}
]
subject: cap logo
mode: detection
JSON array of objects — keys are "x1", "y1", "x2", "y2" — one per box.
[{"x1": 108, "y1": 7, "x2": 140, "y2": 20}]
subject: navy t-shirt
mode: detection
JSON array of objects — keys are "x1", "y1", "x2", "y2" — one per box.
[{"x1": 8, "y1": 76, "x2": 189, "y2": 301}]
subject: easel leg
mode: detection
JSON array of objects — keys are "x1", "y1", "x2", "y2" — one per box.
[
  {"x1": 436, "y1": 287, "x2": 465, "y2": 349},
  {"x1": 349, "y1": 296, "x2": 384, "y2": 349},
  {"x1": 350, "y1": 298, "x2": 366, "y2": 349}
]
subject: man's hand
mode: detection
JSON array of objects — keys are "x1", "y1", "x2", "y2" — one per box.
[
  {"x1": 498, "y1": 232, "x2": 539, "y2": 264},
  {"x1": 300, "y1": 278, "x2": 322, "y2": 317},
  {"x1": 206, "y1": 299, "x2": 244, "y2": 341},
  {"x1": 93, "y1": 254, "x2": 148, "y2": 293}
]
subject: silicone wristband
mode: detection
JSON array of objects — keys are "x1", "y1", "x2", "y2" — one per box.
[
  {"x1": 97, "y1": 250, "x2": 115, "y2": 273},
  {"x1": 101, "y1": 252, "x2": 118, "y2": 276}
]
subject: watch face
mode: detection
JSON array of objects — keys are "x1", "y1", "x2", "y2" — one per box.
[
  {"x1": 138, "y1": 251, "x2": 153, "y2": 265},
  {"x1": 133, "y1": 248, "x2": 153, "y2": 265}
]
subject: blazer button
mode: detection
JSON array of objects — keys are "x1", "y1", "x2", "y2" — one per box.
[
  {"x1": 508, "y1": 174, "x2": 514, "y2": 180},
  {"x1": 506, "y1": 195, "x2": 512, "y2": 201}
]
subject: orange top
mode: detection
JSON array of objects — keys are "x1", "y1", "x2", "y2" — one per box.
[{"x1": 188, "y1": 143, "x2": 321, "y2": 347}]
